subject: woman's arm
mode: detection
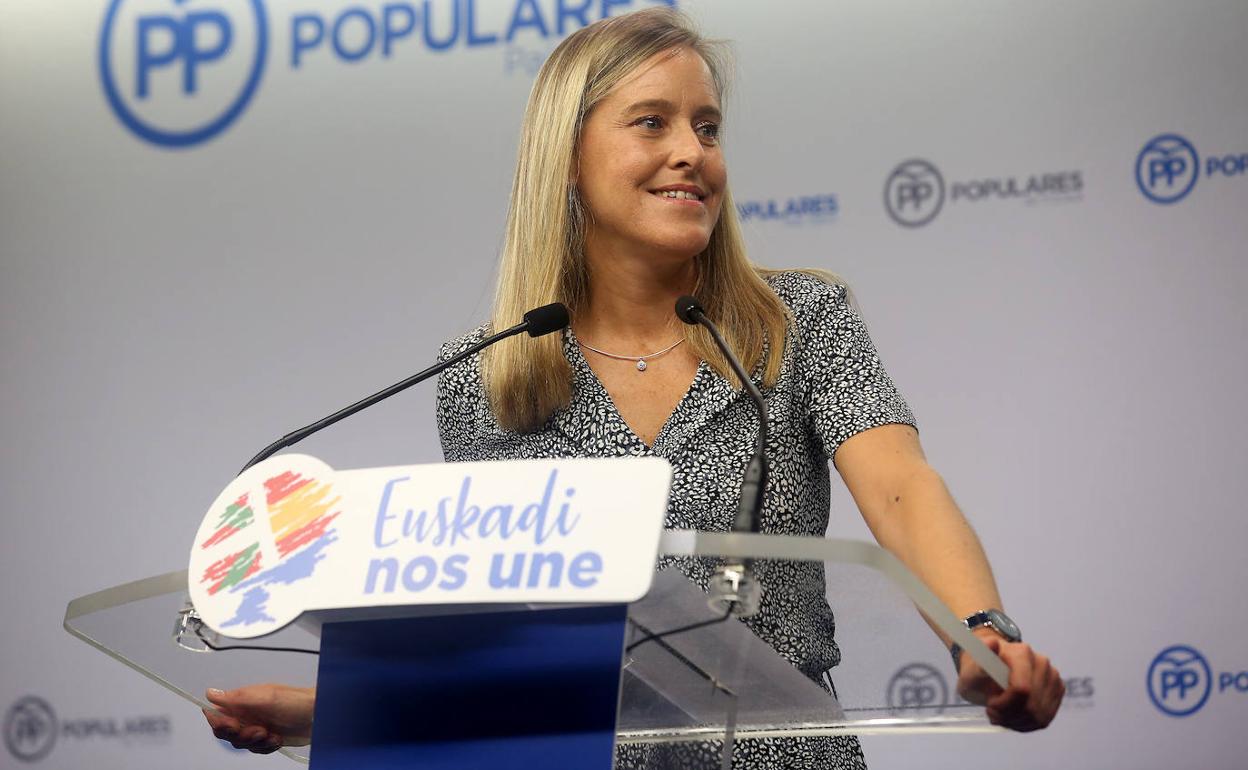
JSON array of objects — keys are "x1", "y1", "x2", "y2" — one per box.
[{"x1": 834, "y1": 423, "x2": 1064, "y2": 731}]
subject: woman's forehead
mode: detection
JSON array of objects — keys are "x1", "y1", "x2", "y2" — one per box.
[{"x1": 604, "y1": 48, "x2": 719, "y2": 110}]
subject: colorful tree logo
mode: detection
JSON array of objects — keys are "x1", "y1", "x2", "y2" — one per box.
[{"x1": 197, "y1": 467, "x2": 341, "y2": 628}]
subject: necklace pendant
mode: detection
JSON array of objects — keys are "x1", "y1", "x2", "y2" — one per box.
[{"x1": 636, "y1": 359, "x2": 648, "y2": 371}]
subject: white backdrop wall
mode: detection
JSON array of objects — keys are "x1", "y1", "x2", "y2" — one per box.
[{"x1": 3, "y1": 0, "x2": 1247, "y2": 767}]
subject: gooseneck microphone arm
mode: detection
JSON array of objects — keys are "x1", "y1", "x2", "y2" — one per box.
[
  {"x1": 240, "y1": 303, "x2": 569, "y2": 474},
  {"x1": 192, "y1": 306, "x2": 570, "y2": 657},
  {"x1": 675, "y1": 296, "x2": 768, "y2": 535}
]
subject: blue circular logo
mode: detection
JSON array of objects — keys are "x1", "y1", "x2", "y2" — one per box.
[
  {"x1": 1136, "y1": 134, "x2": 1200, "y2": 204},
  {"x1": 884, "y1": 159, "x2": 945, "y2": 227},
  {"x1": 1148, "y1": 645, "x2": 1212, "y2": 717},
  {"x1": 98, "y1": 0, "x2": 269, "y2": 148},
  {"x1": 4, "y1": 696, "x2": 57, "y2": 762},
  {"x1": 887, "y1": 662, "x2": 949, "y2": 713}
]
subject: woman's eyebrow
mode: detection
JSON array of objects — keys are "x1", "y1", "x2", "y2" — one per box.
[{"x1": 620, "y1": 98, "x2": 722, "y2": 121}]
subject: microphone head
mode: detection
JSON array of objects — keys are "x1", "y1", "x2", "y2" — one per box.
[
  {"x1": 674, "y1": 295, "x2": 705, "y2": 325},
  {"x1": 523, "y1": 302, "x2": 570, "y2": 337}
]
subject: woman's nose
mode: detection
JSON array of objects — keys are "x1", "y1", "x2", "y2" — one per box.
[{"x1": 667, "y1": 126, "x2": 706, "y2": 170}]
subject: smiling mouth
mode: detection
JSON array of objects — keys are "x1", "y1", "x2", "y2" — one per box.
[{"x1": 653, "y1": 190, "x2": 704, "y2": 202}]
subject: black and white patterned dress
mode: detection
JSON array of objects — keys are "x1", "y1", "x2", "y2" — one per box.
[{"x1": 436, "y1": 272, "x2": 916, "y2": 769}]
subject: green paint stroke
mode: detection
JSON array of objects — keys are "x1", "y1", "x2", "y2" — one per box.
[
  {"x1": 219, "y1": 543, "x2": 260, "y2": 591},
  {"x1": 217, "y1": 500, "x2": 254, "y2": 532}
]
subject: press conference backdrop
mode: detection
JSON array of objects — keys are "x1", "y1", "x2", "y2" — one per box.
[{"x1": 2, "y1": 0, "x2": 1246, "y2": 767}]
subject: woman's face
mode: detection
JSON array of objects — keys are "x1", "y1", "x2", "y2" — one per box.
[{"x1": 576, "y1": 47, "x2": 726, "y2": 265}]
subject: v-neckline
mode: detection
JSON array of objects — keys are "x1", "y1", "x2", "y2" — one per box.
[
  {"x1": 557, "y1": 328, "x2": 742, "y2": 456},
  {"x1": 567, "y1": 327, "x2": 705, "y2": 452}
]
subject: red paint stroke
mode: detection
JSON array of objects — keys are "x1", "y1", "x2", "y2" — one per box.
[
  {"x1": 201, "y1": 544, "x2": 262, "y2": 595},
  {"x1": 202, "y1": 525, "x2": 241, "y2": 548},
  {"x1": 202, "y1": 494, "x2": 253, "y2": 548},
  {"x1": 275, "y1": 511, "x2": 342, "y2": 558},
  {"x1": 265, "y1": 471, "x2": 313, "y2": 506}
]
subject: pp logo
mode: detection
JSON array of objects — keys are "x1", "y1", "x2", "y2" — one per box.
[
  {"x1": 887, "y1": 663, "x2": 949, "y2": 713},
  {"x1": 4, "y1": 696, "x2": 57, "y2": 762},
  {"x1": 884, "y1": 160, "x2": 945, "y2": 227},
  {"x1": 1148, "y1": 645, "x2": 1212, "y2": 717},
  {"x1": 98, "y1": 0, "x2": 269, "y2": 148},
  {"x1": 1136, "y1": 134, "x2": 1200, "y2": 204}
]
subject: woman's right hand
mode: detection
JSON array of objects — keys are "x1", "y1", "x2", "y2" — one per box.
[{"x1": 203, "y1": 684, "x2": 316, "y2": 753}]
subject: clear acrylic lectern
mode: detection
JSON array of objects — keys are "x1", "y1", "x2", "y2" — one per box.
[{"x1": 65, "y1": 530, "x2": 1004, "y2": 768}]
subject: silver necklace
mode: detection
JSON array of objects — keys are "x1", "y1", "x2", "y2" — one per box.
[{"x1": 578, "y1": 336, "x2": 685, "y2": 371}]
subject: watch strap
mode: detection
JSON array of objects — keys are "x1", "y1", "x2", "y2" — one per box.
[
  {"x1": 963, "y1": 609, "x2": 1022, "y2": 642},
  {"x1": 952, "y1": 609, "x2": 1020, "y2": 674}
]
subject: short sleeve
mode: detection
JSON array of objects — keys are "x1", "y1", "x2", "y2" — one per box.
[
  {"x1": 780, "y1": 275, "x2": 916, "y2": 463},
  {"x1": 434, "y1": 326, "x2": 491, "y2": 463}
]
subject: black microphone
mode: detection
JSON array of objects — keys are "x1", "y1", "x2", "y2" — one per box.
[
  {"x1": 240, "y1": 302, "x2": 569, "y2": 473},
  {"x1": 521, "y1": 302, "x2": 572, "y2": 337},
  {"x1": 675, "y1": 296, "x2": 768, "y2": 535}
]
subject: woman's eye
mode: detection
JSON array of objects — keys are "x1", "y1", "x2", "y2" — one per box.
[
  {"x1": 697, "y1": 122, "x2": 721, "y2": 142},
  {"x1": 637, "y1": 116, "x2": 664, "y2": 130}
]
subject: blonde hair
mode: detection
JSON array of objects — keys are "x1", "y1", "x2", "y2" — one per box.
[{"x1": 484, "y1": 8, "x2": 794, "y2": 432}]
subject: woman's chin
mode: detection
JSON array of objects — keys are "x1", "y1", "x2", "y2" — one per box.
[
  {"x1": 587, "y1": 225, "x2": 713, "y2": 265},
  {"x1": 645, "y1": 231, "x2": 713, "y2": 260}
]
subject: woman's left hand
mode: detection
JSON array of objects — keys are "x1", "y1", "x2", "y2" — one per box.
[{"x1": 956, "y1": 632, "x2": 1065, "y2": 732}]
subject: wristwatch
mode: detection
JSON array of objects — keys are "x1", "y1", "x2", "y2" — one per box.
[{"x1": 950, "y1": 609, "x2": 1021, "y2": 673}]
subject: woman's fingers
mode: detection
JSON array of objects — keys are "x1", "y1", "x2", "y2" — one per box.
[
  {"x1": 202, "y1": 684, "x2": 311, "y2": 749},
  {"x1": 203, "y1": 708, "x2": 238, "y2": 733},
  {"x1": 986, "y1": 643, "x2": 1035, "y2": 717},
  {"x1": 1030, "y1": 656, "x2": 1065, "y2": 727},
  {"x1": 1029, "y1": 655, "x2": 1053, "y2": 717},
  {"x1": 238, "y1": 725, "x2": 268, "y2": 742},
  {"x1": 232, "y1": 727, "x2": 274, "y2": 751},
  {"x1": 984, "y1": 646, "x2": 1065, "y2": 731},
  {"x1": 205, "y1": 687, "x2": 230, "y2": 709},
  {"x1": 206, "y1": 685, "x2": 267, "y2": 718},
  {"x1": 251, "y1": 734, "x2": 284, "y2": 755},
  {"x1": 956, "y1": 635, "x2": 1003, "y2": 706},
  {"x1": 956, "y1": 639, "x2": 1065, "y2": 732},
  {"x1": 203, "y1": 705, "x2": 282, "y2": 751}
]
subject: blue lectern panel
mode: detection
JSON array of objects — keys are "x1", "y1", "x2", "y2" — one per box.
[{"x1": 312, "y1": 605, "x2": 628, "y2": 770}]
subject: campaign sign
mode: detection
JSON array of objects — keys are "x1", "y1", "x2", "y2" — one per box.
[{"x1": 188, "y1": 454, "x2": 673, "y2": 638}]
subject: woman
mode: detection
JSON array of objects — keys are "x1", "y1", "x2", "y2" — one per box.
[{"x1": 205, "y1": 8, "x2": 1064, "y2": 767}]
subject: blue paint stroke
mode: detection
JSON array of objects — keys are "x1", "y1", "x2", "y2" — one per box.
[{"x1": 221, "y1": 531, "x2": 338, "y2": 627}]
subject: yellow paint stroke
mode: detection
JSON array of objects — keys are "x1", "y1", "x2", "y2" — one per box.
[{"x1": 268, "y1": 479, "x2": 342, "y2": 543}]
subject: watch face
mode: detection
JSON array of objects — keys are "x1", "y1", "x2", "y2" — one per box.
[{"x1": 987, "y1": 610, "x2": 1021, "y2": 642}]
